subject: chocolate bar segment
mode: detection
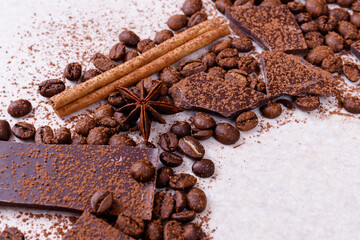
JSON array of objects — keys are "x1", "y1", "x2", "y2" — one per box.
[
  {"x1": 261, "y1": 51, "x2": 337, "y2": 98},
  {"x1": 350, "y1": 40, "x2": 360, "y2": 61},
  {"x1": 169, "y1": 72, "x2": 269, "y2": 118},
  {"x1": 226, "y1": 5, "x2": 307, "y2": 55},
  {"x1": 64, "y1": 211, "x2": 134, "y2": 240},
  {"x1": 0, "y1": 142, "x2": 159, "y2": 220}
]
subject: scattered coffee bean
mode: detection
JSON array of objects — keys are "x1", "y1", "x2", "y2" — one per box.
[
  {"x1": 235, "y1": 111, "x2": 258, "y2": 131},
  {"x1": 352, "y1": 1, "x2": 360, "y2": 12},
  {"x1": 306, "y1": 45, "x2": 333, "y2": 65},
  {"x1": 131, "y1": 160, "x2": 156, "y2": 182},
  {"x1": 7, "y1": 99, "x2": 32, "y2": 118},
  {"x1": 321, "y1": 54, "x2": 342, "y2": 73},
  {"x1": 260, "y1": 0, "x2": 281, "y2": 7},
  {"x1": 124, "y1": 49, "x2": 139, "y2": 62},
  {"x1": 193, "y1": 112, "x2": 216, "y2": 130},
  {"x1": 350, "y1": 12, "x2": 360, "y2": 27},
  {"x1": 337, "y1": 0, "x2": 356, "y2": 8},
  {"x1": 171, "y1": 121, "x2": 191, "y2": 137},
  {"x1": 153, "y1": 191, "x2": 175, "y2": 220},
  {"x1": 72, "y1": 134, "x2": 87, "y2": 145},
  {"x1": 201, "y1": 52, "x2": 216, "y2": 68},
  {"x1": 109, "y1": 42, "x2": 126, "y2": 61},
  {"x1": 94, "y1": 104, "x2": 114, "y2": 121},
  {"x1": 86, "y1": 127, "x2": 111, "y2": 145},
  {"x1": 329, "y1": 8, "x2": 350, "y2": 21},
  {"x1": 75, "y1": 117, "x2": 97, "y2": 136},
  {"x1": 305, "y1": 0, "x2": 328, "y2": 18},
  {"x1": 338, "y1": 21, "x2": 358, "y2": 40},
  {"x1": 234, "y1": 0, "x2": 254, "y2": 6},
  {"x1": 137, "y1": 39, "x2": 155, "y2": 53},
  {"x1": 92, "y1": 53, "x2": 117, "y2": 72},
  {"x1": 207, "y1": 66, "x2": 226, "y2": 79},
  {"x1": 0, "y1": 227, "x2": 24, "y2": 240},
  {"x1": 80, "y1": 69, "x2": 101, "y2": 82},
  {"x1": 188, "y1": 12, "x2": 207, "y2": 27},
  {"x1": 108, "y1": 134, "x2": 136, "y2": 146},
  {"x1": 179, "y1": 58, "x2": 207, "y2": 77},
  {"x1": 225, "y1": 69, "x2": 249, "y2": 86},
  {"x1": 98, "y1": 117, "x2": 118, "y2": 131},
  {"x1": 260, "y1": 102, "x2": 282, "y2": 119},
  {"x1": 182, "y1": 0, "x2": 203, "y2": 16},
  {"x1": 343, "y1": 62, "x2": 360, "y2": 82},
  {"x1": 171, "y1": 210, "x2": 196, "y2": 222},
  {"x1": 156, "y1": 167, "x2": 174, "y2": 188},
  {"x1": 295, "y1": 95, "x2": 320, "y2": 111},
  {"x1": 90, "y1": 190, "x2": 113, "y2": 215},
  {"x1": 0, "y1": 120, "x2": 11, "y2": 141},
  {"x1": 231, "y1": 35, "x2": 253, "y2": 52},
  {"x1": 159, "y1": 132, "x2": 178, "y2": 152},
  {"x1": 192, "y1": 159, "x2": 215, "y2": 178},
  {"x1": 114, "y1": 111, "x2": 131, "y2": 131},
  {"x1": 325, "y1": 32, "x2": 344, "y2": 53},
  {"x1": 178, "y1": 136, "x2": 205, "y2": 160},
  {"x1": 164, "y1": 220, "x2": 184, "y2": 240},
  {"x1": 145, "y1": 220, "x2": 163, "y2": 240},
  {"x1": 301, "y1": 21, "x2": 318, "y2": 33},
  {"x1": 160, "y1": 67, "x2": 181, "y2": 86},
  {"x1": 35, "y1": 126, "x2": 53, "y2": 144},
  {"x1": 276, "y1": 99, "x2": 295, "y2": 110},
  {"x1": 167, "y1": 14, "x2": 188, "y2": 31},
  {"x1": 12, "y1": 122, "x2": 35, "y2": 140},
  {"x1": 214, "y1": 123, "x2": 240, "y2": 145},
  {"x1": 64, "y1": 62, "x2": 82, "y2": 81},
  {"x1": 160, "y1": 152, "x2": 184, "y2": 167},
  {"x1": 296, "y1": 13, "x2": 312, "y2": 24},
  {"x1": 304, "y1": 31, "x2": 324, "y2": 49},
  {"x1": 39, "y1": 79, "x2": 65, "y2": 98},
  {"x1": 174, "y1": 190, "x2": 187, "y2": 213},
  {"x1": 107, "y1": 91, "x2": 125, "y2": 108},
  {"x1": 342, "y1": 96, "x2": 360, "y2": 114},
  {"x1": 191, "y1": 128, "x2": 213, "y2": 140},
  {"x1": 316, "y1": 16, "x2": 336, "y2": 34},
  {"x1": 287, "y1": 1, "x2": 305, "y2": 13},
  {"x1": 216, "y1": 48, "x2": 239, "y2": 69},
  {"x1": 210, "y1": 39, "x2": 232, "y2": 54},
  {"x1": 169, "y1": 173, "x2": 197, "y2": 190},
  {"x1": 119, "y1": 30, "x2": 140, "y2": 47},
  {"x1": 186, "y1": 187, "x2": 207, "y2": 213},
  {"x1": 183, "y1": 223, "x2": 203, "y2": 240},
  {"x1": 116, "y1": 212, "x2": 145, "y2": 238},
  {"x1": 154, "y1": 30, "x2": 174, "y2": 45},
  {"x1": 52, "y1": 127, "x2": 72, "y2": 144},
  {"x1": 238, "y1": 55, "x2": 258, "y2": 74}
]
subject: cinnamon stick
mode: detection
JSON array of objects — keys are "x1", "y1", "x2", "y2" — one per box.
[
  {"x1": 50, "y1": 18, "x2": 224, "y2": 110},
  {"x1": 54, "y1": 23, "x2": 230, "y2": 117}
]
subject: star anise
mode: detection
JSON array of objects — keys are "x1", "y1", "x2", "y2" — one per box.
[{"x1": 117, "y1": 81, "x2": 183, "y2": 141}]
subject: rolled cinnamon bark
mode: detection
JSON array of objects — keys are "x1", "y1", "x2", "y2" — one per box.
[
  {"x1": 50, "y1": 18, "x2": 224, "y2": 110},
  {"x1": 54, "y1": 23, "x2": 230, "y2": 117}
]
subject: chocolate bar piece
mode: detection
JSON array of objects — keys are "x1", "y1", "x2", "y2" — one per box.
[
  {"x1": 261, "y1": 51, "x2": 337, "y2": 98},
  {"x1": 0, "y1": 142, "x2": 159, "y2": 220},
  {"x1": 351, "y1": 40, "x2": 360, "y2": 60},
  {"x1": 64, "y1": 211, "x2": 133, "y2": 240},
  {"x1": 226, "y1": 5, "x2": 307, "y2": 55},
  {"x1": 169, "y1": 72, "x2": 269, "y2": 118}
]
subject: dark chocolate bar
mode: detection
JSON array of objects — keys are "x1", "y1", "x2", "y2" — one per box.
[
  {"x1": 226, "y1": 5, "x2": 308, "y2": 55},
  {"x1": 0, "y1": 142, "x2": 159, "y2": 220},
  {"x1": 350, "y1": 40, "x2": 360, "y2": 61}
]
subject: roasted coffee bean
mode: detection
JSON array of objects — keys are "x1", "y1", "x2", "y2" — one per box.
[
  {"x1": 231, "y1": 35, "x2": 253, "y2": 52},
  {"x1": 351, "y1": 12, "x2": 360, "y2": 27},
  {"x1": 321, "y1": 55, "x2": 342, "y2": 73},
  {"x1": 98, "y1": 116, "x2": 118, "y2": 129},
  {"x1": 154, "y1": 30, "x2": 174, "y2": 45},
  {"x1": 90, "y1": 190, "x2": 113, "y2": 215},
  {"x1": 167, "y1": 14, "x2": 188, "y2": 31},
  {"x1": 160, "y1": 67, "x2": 181, "y2": 85},
  {"x1": 64, "y1": 62, "x2": 82, "y2": 81},
  {"x1": 210, "y1": 39, "x2": 232, "y2": 54},
  {"x1": 114, "y1": 111, "x2": 131, "y2": 131},
  {"x1": 305, "y1": 0, "x2": 328, "y2": 18},
  {"x1": 300, "y1": 21, "x2": 318, "y2": 33},
  {"x1": 107, "y1": 91, "x2": 125, "y2": 108},
  {"x1": 260, "y1": 102, "x2": 282, "y2": 119},
  {"x1": 207, "y1": 66, "x2": 226, "y2": 79},
  {"x1": 116, "y1": 212, "x2": 145, "y2": 238},
  {"x1": 188, "y1": 12, "x2": 208, "y2": 27},
  {"x1": 80, "y1": 69, "x2": 101, "y2": 82},
  {"x1": 215, "y1": 0, "x2": 232, "y2": 13},
  {"x1": 86, "y1": 127, "x2": 111, "y2": 145},
  {"x1": 234, "y1": 0, "x2": 255, "y2": 6},
  {"x1": 108, "y1": 134, "x2": 136, "y2": 146},
  {"x1": 131, "y1": 160, "x2": 156, "y2": 182},
  {"x1": 124, "y1": 49, "x2": 139, "y2": 62},
  {"x1": 35, "y1": 126, "x2": 53, "y2": 144},
  {"x1": 153, "y1": 191, "x2": 175, "y2": 220},
  {"x1": 238, "y1": 55, "x2": 258, "y2": 74},
  {"x1": 342, "y1": 96, "x2": 360, "y2": 114},
  {"x1": 0, "y1": 120, "x2": 11, "y2": 141},
  {"x1": 12, "y1": 122, "x2": 35, "y2": 140},
  {"x1": 137, "y1": 141, "x2": 156, "y2": 149},
  {"x1": 118, "y1": 30, "x2": 140, "y2": 47},
  {"x1": 192, "y1": 159, "x2": 215, "y2": 178},
  {"x1": 0, "y1": 227, "x2": 24, "y2": 240},
  {"x1": 184, "y1": 223, "x2": 203, "y2": 240},
  {"x1": 352, "y1": 1, "x2": 360, "y2": 12},
  {"x1": 201, "y1": 52, "x2": 216, "y2": 68},
  {"x1": 343, "y1": 62, "x2": 360, "y2": 82},
  {"x1": 259, "y1": 0, "x2": 282, "y2": 7},
  {"x1": 145, "y1": 220, "x2": 163, "y2": 240},
  {"x1": 52, "y1": 127, "x2": 72, "y2": 144},
  {"x1": 225, "y1": 69, "x2": 249, "y2": 86},
  {"x1": 39, "y1": 79, "x2": 65, "y2": 98},
  {"x1": 304, "y1": 31, "x2": 324, "y2": 49},
  {"x1": 94, "y1": 104, "x2": 114, "y2": 121},
  {"x1": 179, "y1": 58, "x2": 207, "y2": 77},
  {"x1": 287, "y1": 1, "x2": 305, "y2": 13},
  {"x1": 329, "y1": 8, "x2": 350, "y2": 22},
  {"x1": 159, "y1": 132, "x2": 178, "y2": 152},
  {"x1": 193, "y1": 112, "x2": 216, "y2": 130},
  {"x1": 338, "y1": 21, "x2": 358, "y2": 40},
  {"x1": 156, "y1": 167, "x2": 174, "y2": 188},
  {"x1": 92, "y1": 53, "x2": 117, "y2": 72},
  {"x1": 75, "y1": 117, "x2": 97, "y2": 136},
  {"x1": 182, "y1": 0, "x2": 203, "y2": 16},
  {"x1": 235, "y1": 111, "x2": 258, "y2": 131},
  {"x1": 164, "y1": 220, "x2": 184, "y2": 240},
  {"x1": 317, "y1": 16, "x2": 337, "y2": 34},
  {"x1": 72, "y1": 134, "x2": 87, "y2": 145},
  {"x1": 171, "y1": 121, "x2": 191, "y2": 137},
  {"x1": 178, "y1": 136, "x2": 205, "y2": 160},
  {"x1": 191, "y1": 128, "x2": 213, "y2": 140},
  {"x1": 140, "y1": 78, "x2": 168, "y2": 96},
  {"x1": 137, "y1": 39, "x2": 155, "y2": 53},
  {"x1": 306, "y1": 45, "x2": 333, "y2": 65},
  {"x1": 160, "y1": 152, "x2": 184, "y2": 167},
  {"x1": 336, "y1": 0, "x2": 356, "y2": 8},
  {"x1": 174, "y1": 190, "x2": 187, "y2": 213},
  {"x1": 214, "y1": 123, "x2": 240, "y2": 145},
  {"x1": 169, "y1": 173, "x2": 197, "y2": 190},
  {"x1": 296, "y1": 13, "x2": 312, "y2": 24},
  {"x1": 7, "y1": 99, "x2": 32, "y2": 118},
  {"x1": 295, "y1": 95, "x2": 320, "y2": 111},
  {"x1": 171, "y1": 210, "x2": 196, "y2": 222},
  {"x1": 109, "y1": 42, "x2": 126, "y2": 61},
  {"x1": 216, "y1": 48, "x2": 239, "y2": 69},
  {"x1": 325, "y1": 32, "x2": 344, "y2": 53},
  {"x1": 186, "y1": 187, "x2": 207, "y2": 213}
]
